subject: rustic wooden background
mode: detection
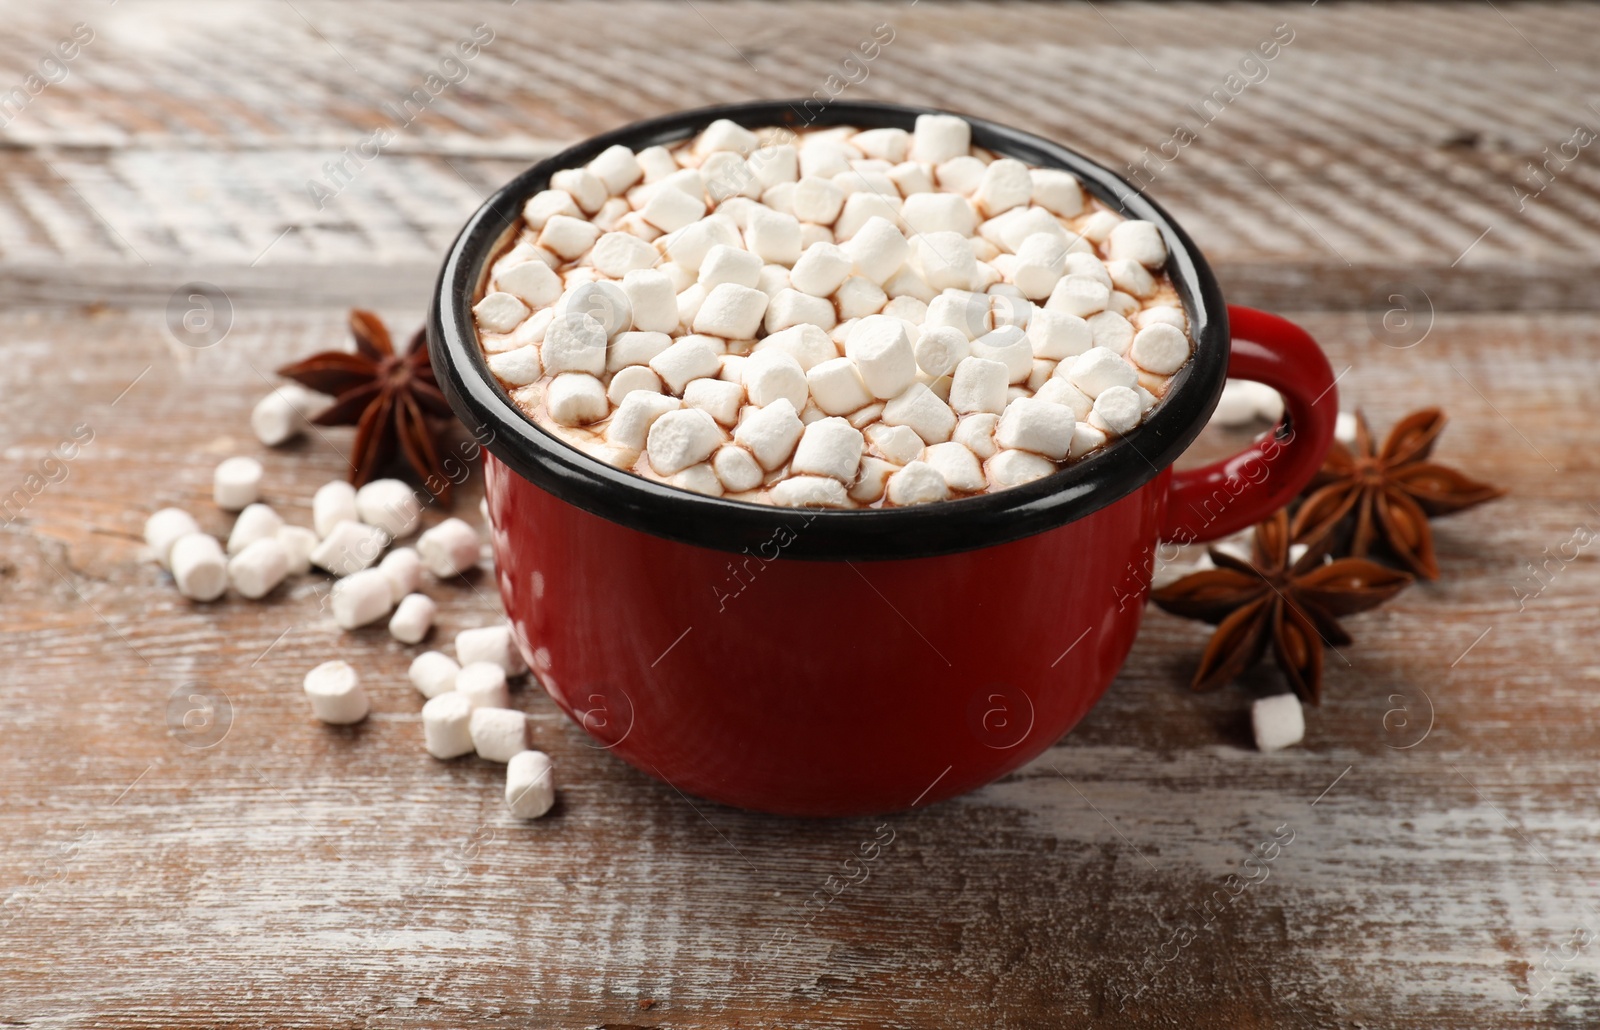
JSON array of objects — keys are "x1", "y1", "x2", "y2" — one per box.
[{"x1": 3, "y1": 2, "x2": 1598, "y2": 1026}]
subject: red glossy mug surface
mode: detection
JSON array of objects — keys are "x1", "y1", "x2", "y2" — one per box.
[{"x1": 484, "y1": 307, "x2": 1334, "y2": 816}]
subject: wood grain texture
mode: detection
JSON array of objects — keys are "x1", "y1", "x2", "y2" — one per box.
[{"x1": 2, "y1": 2, "x2": 1599, "y2": 1028}]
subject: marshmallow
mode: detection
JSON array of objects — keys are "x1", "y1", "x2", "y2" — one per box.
[
  {"x1": 227, "y1": 537, "x2": 289, "y2": 599},
  {"x1": 911, "y1": 232, "x2": 979, "y2": 292},
  {"x1": 470, "y1": 707, "x2": 530, "y2": 763},
  {"x1": 1091, "y1": 385, "x2": 1144, "y2": 436},
  {"x1": 742, "y1": 349, "x2": 809, "y2": 409},
  {"x1": 621, "y1": 269, "x2": 679, "y2": 333},
  {"x1": 607, "y1": 391, "x2": 681, "y2": 451},
  {"x1": 764, "y1": 288, "x2": 837, "y2": 334},
  {"x1": 1130, "y1": 323, "x2": 1191, "y2": 374},
  {"x1": 910, "y1": 113, "x2": 971, "y2": 164},
  {"x1": 650, "y1": 337, "x2": 725, "y2": 396},
  {"x1": 701, "y1": 151, "x2": 759, "y2": 202},
  {"x1": 251, "y1": 383, "x2": 323, "y2": 447},
  {"x1": 457, "y1": 626, "x2": 528, "y2": 674},
  {"x1": 883, "y1": 295, "x2": 928, "y2": 324},
  {"x1": 389, "y1": 592, "x2": 437, "y2": 644},
  {"x1": 1027, "y1": 309, "x2": 1093, "y2": 360},
  {"x1": 538, "y1": 215, "x2": 603, "y2": 260},
  {"x1": 793, "y1": 176, "x2": 846, "y2": 224},
  {"x1": 1079, "y1": 210, "x2": 1123, "y2": 244},
  {"x1": 936, "y1": 155, "x2": 987, "y2": 195},
  {"x1": 1252, "y1": 693, "x2": 1305, "y2": 752},
  {"x1": 923, "y1": 441, "x2": 985, "y2": 492},
  {"x1": 682, "y1": 377, "x2": 745, "y2": 426},
  {"x1": 970, "y1": 325, "x2": 1032, "y2": 384},
  {"x1": 750, "y1": 143, "x2": 799, "y2": 188},
  {"x1": 276, "y1": 525, "x2": 318, "y2": 576},
  {"x1": 881, "y1": 382, "x2": 957, "y2": 444},
  {"x1": 846, "y1": 315, "x2": 918, "y2": 399},
  {"x1": 835, "y1": 276, "x2": 888, "y2": 320},
  {"x1": 355, "y1": 479, "x2": 421, "y2": 538},
  {"x1": 1046, "y1": 275, "x2": 1111, "y2": 318},
  {"x1": 756, "y1": 263, "x2": 791, "y2": 298},
  {"x1": 550, "y1": 167, "x2": 607, "y2": 214},
  {"x1": 590, "y1": 231, "x2": 659, "y2": 277},
  {"x1": 697, "y1": 118, "x2": 760, "y2": 156},
  {"x1": 1035, "y1": 377, "x2": 1094, "y2": 420},
  {"x1": 416, "y1": 517, "x2": 481, "y2": 578},
  {"x1": 545, "y1": 372, "x2": 609, "y2": 425},
  {"x1": 844, "y1": 216, "x2": 910, "y2": 285},
  {"x1": 1030, "y1": 169, "x2": 1084, "y2": 217},
  {"x1": 853, "y1": 127, "x2": 911, "y2": 162},
  {"x1": 756, "y1": 323, "x2": 836, "y2": 371},
  {"x1": 588, "y1": 143, "x2": 644, "y2": 193},
  {"x1": 1106, "y1": 258, "x2": 1156, "y2": 299},
  {"x1": 409, "y1": 650, "x2": 461, "y2": 699},
  {"x1": 901, "y1": 193, "x2": 979, "y2": 238},
  {"x1": 712, "y1": 445, "x2": 765, "y2": 492},
  {"x1": 973, "y1": 158, "x2": 1032, "y2": 216},
  {"x1": 641, "y1": 185, "x2": 708, "y2": 233},
  {"x1": 670, "y1": 463, "x2": 723, "y2": 496},
  {"x1": 1070, "y1": 421, "x2": 1108, "y2": 458},
  {"x1": 1335, "y1": 411, "x2": 1359, "y2": 446},
  {"x1": 378, "y1": 546, "x2": 422, "y2": 603},
  {"x1": 422, "y1": 692, "x2": 476, "y2": 759},
  {"x1": 693, "y1": 283, "x2": 769, "y2": 339},
  {"x1": 213, "y1": 456, "x2": 262, "y2": 512},
  {"x1": 989, "y1": 448, "x2": 1056, "y2": 487},
  {"x1": 888, "y1": 159, "x2": 936, "y2": 196},
  {"x1": 303, "y1": 660, "x2": 368, "y2": 724},
  {"x1": 331, "y1": 568, "x2": 394, "y2": 629},
  {"x1": 733, "y1": 398, "x2": 805, "y2": 469},
  {"x1": 542, "y1": 312, "x2": 608, "y2": 375},
  {"x1": 647, "y1": 408, "x2": 722, "y2": 476},
  {"x1": 1064, "y1": 252, "x2": 1113, "y2": 289},
  {"x1": 924, "y1": 291, "x2": 989, "y2": 340},
  {"x1": 745, "y1": 206, "x2": 803, "y2": 265},
  {"x1": 607, "y1": 364, "x2": 663, "y2": 405},
  {"x1": 1108, "y1": 219, "x2": 1168, "y2": 268},
  {"x1": 770, "y1": 475, "x2": 850, "y2": 508},
  {"x1": 523, "y1": 189, "x2": 581, "y2": 229},
  {"x1": 789, "y1": 242, "x2": 854, "y2": 296},
  {"x1": 997, "y1": 397, "x2": 1075, "y2": 459},
  {"x1": 226, "y1": 502, "x2": 282, "y2": 556},
  {"x1": 144, "y1": 508, "x2": 200, "y2": 569},
  {"x1": 886, "y1": 460, "x2": 949, "y2": 505},
  {"x1": 1066, "y1": 347, "x2": 1138, "y2": 397},
  {"x1": 806, "y1": 356, "x2": 875, "y2": 415},
  {"x1": 455, "y1": 662, "x2": 512, "y2": 709},
  {"x1": 848, "y1": 456, "x2": 898, "y2": 502},
  {"x1": 1087, "y1": 311, "x2": 1135, "y2": 355},
  {"x1": 791, "y1": 417, "x2": 865, "y2": 481},
  {"x1": 473, "y1": 291, "x2": 530, "y2": 333},
  {"x1": 310, "y1": 519, "x2": 387, "y2": 576},
  {"x1": 1012, "y1": 232, "x2": 1068, "y2": 300},
  {"x1": 488, "y1": 345, "x2": 543, "y2": 386},
  {"x1": 699, "y1": 244, "x2": 762, "y2": 290},
  {"x1": 1139, "y1": 305, "x2": 1187, "y2": 332},
  {"x1": 834, "y1": 190, "x2": 902, "y2": 241},
  {"x1": 665, "y1": 216, "x2": 741, "y2": 270},
  {"x1": 953, "y1": 412, "x2": 999, "y2": 459},
  {"x1": 170, "y1": 532, "x2": 227, "y2": 601},
  {"x1": 949, "y1": 356, "x2": 1010, "y2": 415},
  {"x1": 506, "y1": 750, "x2": 556, "y2": 818},
  {"x1": 608, "y1": 330, "x2": 673, "y2": 372},
  {"x1": 866, "y1": 422, "x2": 925, "y2": 464},
  {"x1": 312, "y1": 479, "x2": 359, "y2": 538}
]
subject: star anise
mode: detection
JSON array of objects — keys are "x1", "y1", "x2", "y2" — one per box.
[
  {"x1": 1151, "y1": 511, "x2": 1413, "y2": 704},
  {"x1": 277, "y1": 309, "x2": 457, "y2": 502},
  {"x1": 1292, "y1": 408, "x2": 1503, "y2": 580}
]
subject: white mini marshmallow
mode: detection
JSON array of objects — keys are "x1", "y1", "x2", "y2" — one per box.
[
  {"x1": 144, "y1": 508, "x2": 200, "y2": 569},
  {"x1": 310, "y1": 519, "x2": 388, "y2": 576},
  {"x1": 910, "y1": 113, "x2": 971, "y2": 163},
  {"x1": 470, "y1": 707, "x2": 530, "y2": 763},
  {"x1": 1079, "y1": 210, "x2": 1123, "y2": 245},
  {"x1": 1046, "y1": 275, "x2": 1111, "y2": 318},
  {"x1": 1335, "y1": 411, "x2": 1359, "y2": 446},
  {"x1": 590, "y1": 231, "x2": 659, "y2": 277},
  {"x1": 792, "y1": 175, "x2": 846, "y2": 224},
  {"x1": 458, "y1": 626, "x2": 527, "y2": 677},
  {"x1": 1070, "y1": 421, "x2": 1108, "y2": 458},
  {"x1": 924, "y1": 291, "x2": 989, "y2": 340},
  {"x1": 487, "y1": 345, "x2": 543, "y2": 386},
  {"x1": 303, "y1": 660, "x2": 368, "y2": 724},
  {"x1": 545, "y1": 372, "x2": 608, "y2": 425},
  {"x1": 1065, "y1": 252, "x2": 1114, "y2": 289},
  {"x1": 213, "y1": 456, "x2": 262, "y2": 512},
  {"x1": 789, "y1": 242, "x2": 854, "y2": 297},
  {"x1": 865, "y1": 422, "x2": 925, "y2": 465},
  {"x1": 846, "y1": 315, "x2": 917, "y2": 399},
  {"x1": 745, "y1": 205, "x2": 803, "y2": 265},
  {"x1": 1108, "y1": 219, "x2": 1168, "y2": 268},
  {"x1": 621, "y1": 269, "x2": 679, "y2": 333},
  {"x1": 973, "y1": 158, "x2": 1033, "y2": 216},
  {"x1": 226, "y1": 502, "x2": 282, "y2": 556},
  {"x1": 750, "y1": 143, "x2": 799, "y2": 188},
  {"x1": 607, "y1": 330, "x2": 673, "y2": 372},
  {"x1": 712, "y1": 445, "x2": 764, "y2": 492},
  {"x1": 949, "y1": 356, "x2": 1010, "y2": 415},
  {"x1": 742, "y1": 349, "x2": 809, "y2": 409},
  {"x1": 665, "y1": 216, "x2": 741, "y2": 271},
  {"x1": 698, "y1": 244, "x2": 762, "y2": 290},
  {"x1": 806, "y1": 356, "x2": 874, "y2": 416},
  {"x1": 697, "y1": 118, "x2": 759, "y2": 156},
  {"x1": 1139, "y1": 306, "x2": 1187, "y2": 333},
  {"x1": 1087, "y1": 310, "x2": 1135, "y2": 355},
  {"x1": 409, "y1": 650, "x2": 461, "y2": 699},
  {"x1": 550, "y1": 167, "x2": 607, "y2": 213},
  {"x1": 997, "y1": 397, "x2": 1075, "y2": 459},
  {"x1": 769, "y1": 475, "x2": 849, "y2": 508},
  {"x1": 888, "y1": 160, "x2": 935, "y2": 197},
  {"x1": 378, "y1": 546, "x2": 422, "y2": 603},
  {"x1": 1067, "y1": 347, "x2": 1139, "y2": 397},
  {"x1": 356, "y1": 479, "x2": 421, "y2": 538},
  {"x1": 416, "y1": 517, "x2": 481, "y2": 578},
  {"x1": 588, "y1": 143, "x2": 644, "y2": 193},
  {"x1": 170, "y1": 532, "x2": 227, "y2": 601},
  {"x1": 881, "y1": 382, "x2": 957, "y2": 444},
  {"x1": 1091, "y1": 385, "x2": 1143, "y2": 436},
  {"x1": 953, "y1": 412, "x2": 1000, "y2": 459},
  {"x1": 842, "y1": 456, "x2": 892, "y2": 502},
  {"x1": 523, "y1": 189, "x2": 581, "y2": 229},
  {"x1": 542, "y1": 312, "x2": 608, "y2": 375},
  {"x1": 791, "y1": 417, "x2": 865, "y2": 481},
  {"x1": 1105, "y1": 258, "x2": 1156, "y2": 299},
  {"x1": 331, "y1": 568, "x2": 394, "y2": 629},
  {"x1": 901, "y1": 192, "x2": 979, "y2": 237},
  {"x1": 456, "y1": 662, "x2": 511, "y2": 710},
  {"x1": 538, "y1": 215, "x2": 603, "y2": 260},
  {"x1": 1027, "y1": 309, "x2": 1093, "y2": 360},
  {"x1": 853, "y1": 127, "x2": 911, "y2": 162},
  {"x1": 1130, "y1": 323, "x2": 1191, "y2": 374},
  {"x1": 473, "y1": 291, "x2": 530, "y2": 333},
  {"x1": 756, "y1": 263, "x2": 791, "y2": 298},
  {"x1": 506, "y1": 750, "x2": 556, "y2": 818},
  {"x1": 1035, "y1": 377, "x2": 1094, "y2": 420},
  {"x1": 764, "y1": 288, "x2": 836, "y2": 334},
  {"x1": 1012, "y1": 232, "x2": 1068, "y2": 300},
  {"x1": 389, "y1": 592, "x2": 437, "y2": 644},
  {"x1": 989, "y1": 448, "x2": 1056, "y2": 487},
  {"x1": 693, "y1": 283, "x2": 769, "y2": 339},
  {"x1": 733, "y1": 398, "x2": 805, "y2": 469},
  {"x1": 647, "y1": 408, "x2": 722, "y2": 476},
  {"x1": 607, "y1": 392, "x2": 681, "y2": 451},
  {"x1": 641, "y1": 185, "x2": 707, "y2": 233},
  {"x1": 227, "y1": 537, "x2": 289, "y2": 599},
  {"x1": 250, "y1": 383, "x2": 323, "y2": 447},
  {"x1": 422, "y1": 692, "x2": 475, "y2": 758},
  {"x1": 670, "y1": 463, "x2": 723, "y2": 496},
  {"x1": 922, "y1": 441, "x2": 985, "y2": 492},
  {"x1": 883, "y1": 295, "x2": 928, "y2": 324},
  {"x1": 276, "y1": 525, "x2": 318, "y2": 576},
  {"x1": 936, "y1": 155, "x2": 986, "y2": 195},
  {"x1": 607, "y1": 364, "x2": 663, "y2": 405},
  {"x1": 313, "y1": 479, "x2": 359, "y2": 538},
  {"x1": 682, "y1": 377, "x2": 745, "y2": 427},
  {"x1": 1030, "y1": 168, "x2": 1084, "y2": 217},
  {"x1": 648, "y1": 337, "x2": 724, "y2": 396},
  {"x1": 835, "y1": 277, "x2": 888, "y2": 320},
  {"x1": 844, "y1": 216, "x2": 911, "y2": 286},
  {"x1": 755, "y1": 323, "x2": 836, "y2": 372},
  {"x1": 1253, "y1": 693, "x2": 1305, "y2": 752},
  {"x1": 834, "y1": 190, "x2": 902, "y2": 241},
  {"x1": 970, "y1": 325, "x2": 1032, "y2": 384},
  {"x1": 886, "y1": 460, "x2": 949, "y2": 505}
]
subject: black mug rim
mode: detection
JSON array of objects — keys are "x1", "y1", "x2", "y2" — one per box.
[{"x1": 428, "y1": 100, "x2": 1228, "y2": 561}]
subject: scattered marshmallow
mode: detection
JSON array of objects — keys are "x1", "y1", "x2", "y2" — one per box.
[
  {"x1": 455, "y1": 662, "x2": 511, "y2": 710},
  {"x1": 422, "y1": 692, "x2": 476, "y2": 758},
  {"x1": 470, "y1": 707, "x2": 530, "y2": 763},
  {"x1": 1252, "y1": 693, "x2": 1305, "y2": 752},
  {"x1": 311, "y1": 519, "x2": 388, "y2": 576},
  {"x1": 416, "y1": 518, "x2": 481, "y2": 578},
  {"x1": 355, "y1": 479, "x2": 421, "y2": 538},
  {"x1": 170, "y1": 532, "x2": 227, "y2": 601},
  {"x1": 331, "y1": 568, "x2": 394, "y2": 629},
  {"x1": 456, "y1": 624, "x2": 527, "y2": 676},
  {"x1": 303, "y1": 660, "x2": 368, "y2": 725},
  {"x1": 251, "y1": 384, "x2": 324, "y2": 447},
  {"x1": 881, "y1": 383, "x2": 956, "y2": 444},
  {"x1": 409, "y1": 650, "x2": 461, "y2": 699},
  {"x1": 389, "y1": 592, "x2": 437, "y2": 644},
  {"x1": 213, "y1": 457, "x2": 262, "y2": 512},
  {"x1": 277, "y1": 525, "x2": 318, "y2": 576},
  {"x1": 313, "y1": 480, "x2": 359, "y2": 538},
  {"x1": 950, "y1": 356, "x2": 1010, "y2": 415},
  {"x1": 506, "y1": 750, "x2": 556, "y2": 818},
  {"x1": 144, "y1": 508, "x2": 199, "y2": 569},
  {"x1": 742, "y1": 349, "x2": 809, "y2": 409},
  {"x1": 227, "y1": 537, "x2": 289, "y2": 599}
]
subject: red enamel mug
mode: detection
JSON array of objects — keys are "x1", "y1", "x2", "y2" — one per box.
[{"x1": 429, "y1": 101, "x2": 1337, "y2": 816}]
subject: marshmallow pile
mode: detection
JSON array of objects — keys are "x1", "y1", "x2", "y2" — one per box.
[{"x1": 472, "y1": 114, "x2": 1194, "y2": 508}]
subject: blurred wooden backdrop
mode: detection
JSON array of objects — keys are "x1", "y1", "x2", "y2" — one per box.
[{"x1": 3, "y1": 2, "x2": 1598, "y2": 1027}]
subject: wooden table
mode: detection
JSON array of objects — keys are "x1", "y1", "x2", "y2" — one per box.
[{"x1": 4, "y1": 2, "x2": 1597, "y2": 1025}]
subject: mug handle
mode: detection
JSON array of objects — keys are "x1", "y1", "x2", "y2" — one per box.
[{"x1": 1159, "y1": 305, "x2": 1338, "y2": 544}]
